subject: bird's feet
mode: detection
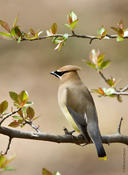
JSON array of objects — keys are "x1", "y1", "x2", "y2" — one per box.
[
  {"x1": 63, "y1": 127, "x2": 75, "y2": 135},
  {"x1": 77, "y1": 134, "x2": 90, "y2": 146}
]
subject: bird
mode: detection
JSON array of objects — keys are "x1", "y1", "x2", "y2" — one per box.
[{"x1": 50, "y1": 65, "x2": 107, "y2": 160}]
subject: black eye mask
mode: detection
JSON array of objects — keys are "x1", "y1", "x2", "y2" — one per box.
[{"x1": 54, "y1": 70, "x2": 69, "y2": 77}]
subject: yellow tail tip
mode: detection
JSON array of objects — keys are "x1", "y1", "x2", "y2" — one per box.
[{"x1": 99, "y1": 156, "x2": 107, "y2": 160}]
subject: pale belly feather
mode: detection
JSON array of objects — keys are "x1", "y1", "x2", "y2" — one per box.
[{"x1": 60, "y1": 104, "x2": 80, "y2": 133}]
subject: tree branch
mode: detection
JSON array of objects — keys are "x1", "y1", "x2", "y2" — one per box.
[
  {"x1": 112, "y1": 91, "x2": 128, "y2": 96},
  {"x1": 98, "y1": 71, "x2": 108, "y2": 84},
  {"x1": 118, "y1": 117, "x2": 123, "y2": 134},
  {"x1": 98, "y1": 70, "x2": 128, "y2": 96},
  {"x1": 0, "y1": 108, "x2": 22, "y2": 126},
  {"x1": 120, "y1": 85, "x2": 128, "y2": 92},
  {"x1": 0, "y1": 126, "x2": 128, "y2": 146},
  {"x1": 24, "y1": 120, "x2": 40, "y2": 133},
  {"x1": 21, "y1": 33, "x2": 128, "y2": 44},
  {"x1": 4, "y1": 136, "x2": 12, "y2": 155}
]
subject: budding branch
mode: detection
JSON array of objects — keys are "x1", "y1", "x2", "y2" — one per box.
[{"x1": 21, "y1": 32, "x2": 128, "y2": 44}]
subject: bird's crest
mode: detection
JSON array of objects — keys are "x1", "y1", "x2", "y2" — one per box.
[{"x1": 57, "y1": 65, "x2": 81, "y2": 72}]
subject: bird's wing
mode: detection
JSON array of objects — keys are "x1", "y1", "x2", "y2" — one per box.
[
  {"x1": 65, "y1": 86, "x2": 99, "y2": 142},
  {"x1": 66, "y1": 105, "x2": 90, "y2": 142},
  {"x1": 66, "y1": 105, "x2": 86, "y2": 126}
]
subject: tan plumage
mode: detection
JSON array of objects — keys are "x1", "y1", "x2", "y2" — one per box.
[{"x1": 51, "y1": 65, "x2": 107, "y2": 160}]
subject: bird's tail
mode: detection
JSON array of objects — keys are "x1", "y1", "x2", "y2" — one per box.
[
  {"x1": 93, "y1": 139, "x2": 107, "y2": 160},
  {"x1": 87, "y1": 124, "x2": 107, "y2": 160}
]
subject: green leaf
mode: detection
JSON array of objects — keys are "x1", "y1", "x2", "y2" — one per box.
[
  {"x1": 111, "y1": 26, "x2": 124, "y2": 37},
  {"x1": 53, "y1": 171, "x2": 61, "y2": 175},
  {"x1": 33, "y1": 116, "x2": 39, "y2": 121},
  {"x1": 63, "y1": 33, "x2": 68, "y2": 40},
  {"x1": 19, "y1": 90, "x2": 29, "y2": 103},
  {"x1": 8, "y1": 120, "x2": 20, "y2": 128},
  {"x1": 13, "y1": 16, "x2": 18, "y2": 28},
  {"x1": 14, "y1": 26, "x2": 22, "y2": 37},
  {"x1": 97, "y1": 54, "x2": 104, "y2": 66},
  {"x1": 46, "y1": 23, "x2": 57, "y2": 36},
  {"x1": 42, "y1": 168, "x2": 53, "y2": 175},
  {"x1": 64, "y1": 24, "x2": 71, "y2": 29},
  {"x1": 51, "y1": 23, "x2": 57, "y2": 34},
  {"x1": 100, "y1": 60, "x2": 110, "y2": 70},
  {"x1": 0, "y1": 32, "x2": 11, "y2": 38},
  {"x1": 29, "y1": 28, "x2": 36, "y2": 36},
  {"x1": 46, "y1": 29, "x2": 52, "y2": 36},
  {"x1": 0, "y1": 154, "x2": 15, "y2": 169},
  {"x1": 0, "y1": 155, "x2": 6, "y2": 168},
  {"x1": 98, "y1": 26, "x2": 107, "y2": 39},
  {"x1": 26, "y1": 107, "x2": 35, "y2": 119},
  {"x1": 18, "y1": 119, "x2": 24, "y2": 124},
  {"x1": 10, "y1": 27, "x2": 16, "y2": 37},
  {"x1": 106, "y1": 77, "x2": 116, "y2": 87},
  {"x1": 22, "y1": 106, "x2": 27, "y2": 114},
  {"x1": 0, "y1": 20, "x2": 11, "y2": 33},
  {"x1": 53, "y1": 39, "x2": 63, "y2": 44},
  {"x1": 66, "y1": 11, "x2": 78, "y2": 30},
  {"x1": 2, "y1": 166, "x2": 15, "y2": 171},
  {"x1": 24, "y1": 101, "x2": 33, "y2": 107},
  {"x1": 9, "y1": 91, "x2": 19, "y2": 104},
  {"x1": 86, "y1": 61, "x2": 96, "y2": 69},
  {"x1": 70, "y1": 11, "x2": 77, "y2": 22},
  {"x1": 65, "y1": 20, "x2": 78, "y2": 30},
  {"x1": 89, "y1": 49, "x2": 100, "y2": 65},
  {"x1": 116, "y1": 35, "x2": 124, "y2": 42},
  {"x1": 117, "y1": 95, "x2": 122, "y2": 102},
  {"x1": 70, "y1": 19, "x2": 78, "y2": 29},
  {"x1": 0, "y1": 100, "x2": 8, "y2": 114},
  {"x1": 11, "y1": 26, "x2": 22, "y2": 38},
  {"x1": 12, "y1": 115, "x2": 23, "y2": 120},
  {"x1": 98, "y1": 26, "x2": 105, "y2": 35},
  {"x1": 17, "y1": 36, "x2": 21, "y2": 43},
  {"x1": 54, "y1": 41, "x2": 64, "y2": 51}
]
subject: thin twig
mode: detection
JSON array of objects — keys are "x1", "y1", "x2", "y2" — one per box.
[
  {"x1": 98, "y1": 70, "x2": 108, "y2": 83},
  {"x1": 20, "y1": 33, "x2": 128, "y2": 43},
  {"x1": 118, "y1": 117, "x2": 123, "y2": 134},
  {"x1": 4, "y1": 137, "x2": 12, "y2": 155},
  {"x1": 112, "y1": 91, "x2": 128, "y2": 96},
  {"x1": 63, "y1": 127, "x2": 75, "y2": 135},
  {"x1": 98, "y1": 71, "x2": 128, "y2": 96},
  {"x1": 120, "y1": 85, "x2": 128, "y2": 92},
  {"x1": 0, "y1": 108, "x2": 22, "y2": 125},
  {"x1": 25, "y1": 120, "x2": 40, "y2": 133}
]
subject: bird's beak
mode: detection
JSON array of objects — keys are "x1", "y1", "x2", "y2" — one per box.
[{"x1": 50, "y1": 71, "x2": 59, "y2": 78}]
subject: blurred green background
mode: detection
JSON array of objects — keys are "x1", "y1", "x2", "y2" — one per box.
[{"x1": 0, "y1": 0, "x2": 128, "y2": 174}]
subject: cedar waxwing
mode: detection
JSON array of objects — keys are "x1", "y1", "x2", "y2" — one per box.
[{"x1": 50, "y1": 65, "x2": 107, "y2": 160}]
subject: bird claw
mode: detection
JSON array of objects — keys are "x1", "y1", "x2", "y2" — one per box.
[
  {"x1": 77, "y1": 134, "x2": 90, "y2": 146},
  {"x1": 78, "y1": 133, "x2": 84, "y2": 139},
  {"x1": 63, "y1": 128, "x2": 75, "y2": 135}
]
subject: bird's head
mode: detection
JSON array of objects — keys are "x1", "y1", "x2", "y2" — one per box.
[{"x1": 50, "y1": 65, "x2": 81, "y2": 79}]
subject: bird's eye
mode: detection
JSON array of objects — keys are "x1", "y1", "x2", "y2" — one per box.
[{"x1": 55, "y1": 70, "x2": 69, "y2": 77}]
